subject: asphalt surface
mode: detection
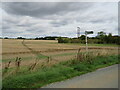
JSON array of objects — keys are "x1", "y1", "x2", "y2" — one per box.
[{"x1": 42, "y1": 64, "x2": 119, "y2": 88}]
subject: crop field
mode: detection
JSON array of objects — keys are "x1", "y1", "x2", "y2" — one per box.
[
  {"x1": 1, "y1": 39, "x2": 119, "y2": 88},
  {"x1": 2, "y1": 39, "x2": 118, "y2": 66},
  {"x1": 2, "y1": 39, "x2": 119, "y2": 78}
]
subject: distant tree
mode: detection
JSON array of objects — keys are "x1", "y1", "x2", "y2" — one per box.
[
  {"x1": 58, "y1": 37, "x2": 71, "y2": 43},
  {"x1": 80, "y1": 35, "x2": 85, "y2": 40},
  {"x1": 97, "y1": 31, "x2": 106, "y2": 38},
  {"x1": 113, "y1": 36, "x2": 120, "y2": 44},
  {"x1": 4, "y1": 37, "x2": 9, "y2": 39},
  {"x1": 17, "y1": 37, "x2": 25, "y2": 39},
  {"x1": 35, "y1": 37, "x2": 39, "y2": 40},
  {"x1": 45, "y1": 36, "x2": 58, "y2": 40},
  {"x1": 71, "y1": 39, "x2": 81, "y2": 43},
  {"x1": 96, "y1": 31, "x2": 106, "y2": 43},
  {"x1": 107, "y1": 33, "x2": 113, "y2": 43},
  {"x1": 108, "y1": 33, "x2": 112, "y2": 37},
  {"x1": 58, "y1": 37, "x2": 63, "y2": 43}
]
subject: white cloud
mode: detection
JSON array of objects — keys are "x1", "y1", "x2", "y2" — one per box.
[{"x1": 1, "y1": 2, "x2": 118, "y2": 38}]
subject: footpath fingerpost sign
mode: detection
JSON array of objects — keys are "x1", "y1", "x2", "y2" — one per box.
[
  {"x1": 85, "y1": 31, "x2": 94, "y2": 52},
  {"x1": 85, "y1": 31, "x2": 93, "y2": 34}
]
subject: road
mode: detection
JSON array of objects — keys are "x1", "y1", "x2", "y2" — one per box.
[{"x1": 42, "y1": 64, "x2": 119, "y2": 88}]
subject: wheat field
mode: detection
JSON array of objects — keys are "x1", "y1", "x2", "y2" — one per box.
[{"x1": 2, "y1": 39, "x2": 118, "y2": 69}]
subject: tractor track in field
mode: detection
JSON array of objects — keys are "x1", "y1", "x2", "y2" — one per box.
[
  {"x1": 1, "y1": 46, "x2": 118, "y2": 55},
  {"x1": 21, "y1": 39, "x2": 38, "y2": 55},
  {"x1": 21, "y1": 40, "x2": 48, "y2": 59}
]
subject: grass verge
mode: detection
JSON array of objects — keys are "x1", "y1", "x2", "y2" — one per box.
[
  {"x1": 3, "y1": 55, "x2": 119, "y2": 88},
  {"x1": 65, "y1": 43, "x2": 118, "y2": 47}
]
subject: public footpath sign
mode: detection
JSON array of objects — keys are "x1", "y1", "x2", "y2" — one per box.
[{"x1": 85, "y1": 31, "x2": 93, "y2": 35}]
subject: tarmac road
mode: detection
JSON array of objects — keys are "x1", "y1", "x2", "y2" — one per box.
[{"x1": 42, "y1": 64, "x2": 119, "y2": 88}]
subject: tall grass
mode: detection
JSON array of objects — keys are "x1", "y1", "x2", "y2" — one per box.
[
  {"x1": 3, "y1": 39, "x2": 119, "y2": 88},
  {"x1": 3, "y1": 52, "x2": 119, "y2": 88}
]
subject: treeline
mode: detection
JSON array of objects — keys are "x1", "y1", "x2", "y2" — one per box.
[
  {"x1": 2, "y1": 36, "x2": 59, "y2": 40},
  {"x1": 58, "y1": 32, "x2": 120, "y2": 45},
  {"x1": 35, "y1": 36, "x2": 58, "y2": 40},
  {"x1": 2, "y1": 37, "x2": 26, "y2": 39},
  {"x1": 2, "y1": 31, "x2": 120, "y2": 44}
]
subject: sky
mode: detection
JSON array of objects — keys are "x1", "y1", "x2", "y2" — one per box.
[{"x1": 0, "y1": 2, "x2": 118, "y2": 38}]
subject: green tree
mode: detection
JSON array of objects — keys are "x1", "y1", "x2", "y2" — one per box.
[
  {"x1": 108, "y1": 33, "x2": 112, "y2": 37},
  {"x1": 97, "y1": 31, "x2": 106, "y2": 38},
  {"x1": 107, "y1": 33, "x2": 113, "y2": 43},
  {"x1": 97, "y1": 31, "x2": 106, "y2": 43},
  {"x1": 80, "y1": 35, "x2": 85, "y2": 40}
]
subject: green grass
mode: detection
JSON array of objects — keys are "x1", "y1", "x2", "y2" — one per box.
[
  {"x1": 2, "y1": 57, "x2": 34, "y2": 62},
  {"x1": 2, "y1": 54, "x2": 48, "y2": 63},
  {"x1": 87, "y1": 44, "x2": 118, "y2": 47},
  {"x1": 2, "y1": 52, "x2": 77, "y2": 63},
  {"x1": 36, "y1": 54, "x2": 48, "y2": 59},
  {"x1": 3, "y1": 54, "x2": 119, "y2": 88},
  {"x1": 51, "y1": 52, "x2": 76, "y2": 57},
  {"x1": 65, "y1": 43, "x2": 118, "y2": 47}
]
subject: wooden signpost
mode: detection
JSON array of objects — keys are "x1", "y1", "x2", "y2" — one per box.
[{"x1": 85, "y1": 31, "x2": 93, "y2": 52}]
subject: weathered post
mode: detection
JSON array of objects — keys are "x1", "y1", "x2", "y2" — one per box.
[
  {"x1": 85, "y1": 31, "x2": 88, "y2": 52},
  {"x1": 85, "y1": 31, "x2": 93, "y2": 52}
]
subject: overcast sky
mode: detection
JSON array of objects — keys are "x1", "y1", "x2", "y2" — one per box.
[{"x1": 1, "y1": 2, "x2": 118, "y2": 38}]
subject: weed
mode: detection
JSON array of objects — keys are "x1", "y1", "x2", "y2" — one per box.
[{"x1": 3, "y1": 55, "x2": 119, "y2": 88}]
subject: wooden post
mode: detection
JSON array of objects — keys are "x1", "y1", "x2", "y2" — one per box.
[{"x1": 85, "y1": 32, "x2": 88, "y2": 52}]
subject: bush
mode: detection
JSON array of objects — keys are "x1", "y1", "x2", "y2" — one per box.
[
  {"x1": 58, "y1": 37, "x2": 71, "y2": 43},
  {"x1": 71, "y1": 39, "x2": 81, "y2": 43},
  {"x1": 73, "y1": 64, "x2": 87, "y2": 71}
]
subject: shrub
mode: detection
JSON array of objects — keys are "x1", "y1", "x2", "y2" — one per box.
[
  {"x1": 71, "y1": 39, "x2": 81, "y2": 43},
  {"x1": 73, "y1": 64, "x2": 87, "y2": 71},
  {"x1": 58, "y1": 37, "x2": 71, "y2": 43}
]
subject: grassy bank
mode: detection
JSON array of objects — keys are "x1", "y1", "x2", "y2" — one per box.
[
  {"x1": 65, "y1": 43, "x2": 118, "y2": 47},
  {"x1": 3, "y1": 54, "x2": 119, "y2": 88}
]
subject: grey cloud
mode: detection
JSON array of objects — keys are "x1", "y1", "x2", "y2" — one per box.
[
  {"x1": 1, "y1": 2, "x2": 118, "y2": 38},
  {"x1": 4, "y1": 18, "x2": 18, "y2": 24},
  {"x1": 90, "y1": 19, "x2": 106, "y2": 23},
  {"x1": 50, "y1": 20, "x2": 69, "y2": 27},
  {"x1": 26, "y1": 28, "x2": 45, "y2": 33},
  {"x1": 25, "y1": 24, "x2": 47, "y2": 34},
  {"x1": 51, "y1": 32, "x2": 66, "y2": 36},
  {"x1": 2, "y1": 24, "x2": 10, "y2": 30},
  {"x1": 2, "y1": 29, "x2": 22, "y2": 35},
  {"x1": 76, "y1": 14, "x2": 116, "y2": 24},
  {"x1": 16, "y1": 24, "x2": 29, "y2": 27},
  {"x1": 2, "y1": 2, "x2": 94, "y2": 18},
  {"x1": 16, "y1": 22, "x2": 34, "y2": 27},
  {"x1": 90, "y1": 16, "x2": 116, "y2": 24}
]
